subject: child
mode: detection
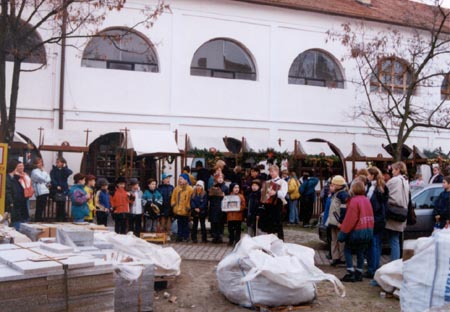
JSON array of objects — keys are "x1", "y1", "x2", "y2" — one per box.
[
  {"x1": 433, "y1": 176, "x2": 450, "y2": 229},
  {"x1": 338, "y1": 181, "x2": 374, "y2": 282},
  {"x1": 110, "y1": 176, "x2": 131, "y2": 234},
  {"x1": 190, "y1": 180, "x2": 208, "y2": 243},
  {"x1": 246, "y1": 179, "x2": 261, "y2": 237},
  {"x1": 69, "y1": 173, "x2": 89, "y2": 222},
  {"x1": 129, "y1": 178, "x2": 143, "y2": 237},
  {"x1": 143, "y1": 178, "x2": 163, "y2": 233},
  {"x1": 227, "y1": 183, "x2": 246, "y2": 246},
  {"x1": 84, "y1": 175, "x2": 96, "y2": 222},
  {"x1": 158, "y1": 173, "x2": 174, "y2": 235},
  {"x1": 95, "y1": 178, "x2": 111, "y2": 226}
]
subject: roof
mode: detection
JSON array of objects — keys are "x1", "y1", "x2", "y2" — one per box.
[{"x1": 232, "y1": 0, "x2": 450, "y2": 30}]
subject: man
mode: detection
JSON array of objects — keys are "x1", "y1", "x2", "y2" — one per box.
[
  {"x1": 171, "y1": 174, "x2": 193, "y2": 242},
  {"x1": 299, "y1": 171, "x2": 319, "y2": 227},
  {"x1": 429, "y1": 166, "x2": 444, "y2": 184},
  {"x1": 259, "y1": 165, "x2": 287, "y2": 240}
]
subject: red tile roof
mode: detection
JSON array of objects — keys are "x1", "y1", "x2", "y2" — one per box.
[{"x1": 232, "y1": 0, "x2": 450, "y2": 31}]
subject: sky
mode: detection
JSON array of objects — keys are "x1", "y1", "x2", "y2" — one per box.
[{"x1": 411, "y1": 0, "x2": 450, "y2": 7}]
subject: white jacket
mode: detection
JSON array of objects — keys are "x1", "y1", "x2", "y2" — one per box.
[{"x1": 31, "y1": 168, "x2": 51, "y2": 196}]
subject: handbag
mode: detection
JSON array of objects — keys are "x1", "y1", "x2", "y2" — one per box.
[
  {"x1": 387, "y1": 204, "x2": 407, "y2": 222},
  {"x1": 406, "y1": 192, "x2": 417, "y2": 226},
  {"x1": 54, "y1": 192, "x2": 66, "y2": 202}
]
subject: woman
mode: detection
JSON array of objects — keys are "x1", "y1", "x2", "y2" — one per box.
[
  {"x1": 287, "y1": 170, "x2": 300, "y2": 225},
  {"x1": 385, "y1": 161, "x2": 409, "y2": 261},
  {"x1": 338, "y1": 181, "x2": 374, "y2": 282},
  {"x1": 6, "y1": 160, "x2": 29, "y2": 230},
  {"x1": 365, "y1": 166, "x2": 389, "y2": 278},
  {"x1": 50, "y1": 157, "x2": 73, "y2": 221},
  {"x1": 31, "y1": 157, "x2": 51, "y2": 222}
]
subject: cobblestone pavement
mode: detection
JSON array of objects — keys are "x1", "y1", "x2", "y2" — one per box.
[{"x1": 166, "y1": 228, "x2": 390, "y2": 266}]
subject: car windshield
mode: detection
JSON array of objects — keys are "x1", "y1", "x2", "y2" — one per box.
[
  {"x1": 412, "y1": 186, "x2": 444, "y2": 209},
  {"x1": 410, "y1": 185, "x2": 425, "y2": 196}
]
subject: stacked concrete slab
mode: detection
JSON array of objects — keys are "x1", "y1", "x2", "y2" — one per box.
[{"x1": 0, "y1": 242, "x2": 114, "y2": 312}]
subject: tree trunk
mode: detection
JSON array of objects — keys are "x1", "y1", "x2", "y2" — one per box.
[{"x1": 0, "y1": 0, "x2": 8, "y2": 143}]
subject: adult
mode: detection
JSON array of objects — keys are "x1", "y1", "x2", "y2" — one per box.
[
  {"x1": 50, "y1": 157, "x2": 73, "y2": 222},
  {"x1": 385, "y1": 161, "x2": 410, "y2": 261},
  {"x1": 194, "y1": 161, "x2": 211, "y2": 190},
  {"x1": 429, "y1": 166, "x2": 444, "y2": 184},
  {"x1": 287, "y1": 170, "x2": 300, "y2": 225},
  {"x1": 158, "y1": 173, "x2": 174, "y2": 235},
  {"x1": 299, "y1": 171, "x2": 319, "y2": 227},
  {"x1": 259, "y1": 165, "x2": 287, "y2": 240},
  {"x1": 31, "y1": 157, "x2": 51, "y2": 222},
  {"x1": 69, "y1": 173, "x2": 89, "y2": 222},
  {"x1": 208, "y1": 173, "x2": 229, "y2": 243},
  {"x1": 172, "y1": 174, "x2": 193, "y2": 242},
  {"x1": 365, "y1": 167, "x2": 389, "y2": 279},
  {"x1": 5, "y1": 160, "x2": 29, "y2": 230}
]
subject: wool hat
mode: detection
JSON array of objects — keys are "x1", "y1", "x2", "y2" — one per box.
[
  {"x1": 331, "y1": 175, "x2": 346, "y2": 186},
  {"x1": 179, "y1": 173, "x2": 191, "y2": 185},
  {"x1": 128, "y1": 178, "x2": 139, "y2": 185},
  {"x1": 195, "y1": 180, "x2": 205, "y2": 188},
  {"x1": 161, "y1": 173, "x2": 172, "y2": 180},
  {"x1": 229, "y1": 182, "x2": 239, "y2": 192},
  {"x1": 251, "y1": 179, "x2": 262, "y2": 188}
]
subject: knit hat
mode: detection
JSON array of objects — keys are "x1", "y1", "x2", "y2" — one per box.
[
  {"x1": 128, "y1": 178, "x2": 139, "y2": 185},
  {"x1": 331, "y1": 175, "x2": 346, "y2": 186},
  {"x1": 161, "y1": 173, "x2": 172, "y2": 180},
  {"x1": 195, "y1": 180, "x2": 205, "y2": 189},
  {"x1": 116, "y1": 176, "x2": 127, "y2": 185},
  {"x1": 251, "y1": 179, "x2": 262, "y2": 188},
  {"x1": 229, "y1": 182, "x2": 239, "y2": 193},
  {"x1": 179, "y1": 173, "x2": 191, "y2": 185}
]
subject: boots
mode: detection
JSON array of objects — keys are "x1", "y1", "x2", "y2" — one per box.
[
  {"x1": 355, "y1": 270, "x2": 363, "y2": 282},
  {"x1": 341, "y1": 270, "x2": 356, "y2": 282}
]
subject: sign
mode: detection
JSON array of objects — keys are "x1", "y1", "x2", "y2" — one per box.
[
  {"x1": 221, "y1": 195, "x2": 241, "y2": 212},
  {"x1": 0, "y1": 143, "x2": 7, "y2": 214}
]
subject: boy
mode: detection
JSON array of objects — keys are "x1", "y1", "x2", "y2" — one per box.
[
  {"x1": 247, "y1": 179, "x2": 261, "y2": 236},
  {"x1": 226, "y1": 183, "x2": 246, "y2": 246},
  {"x1": 95, "y1": 178, "x2": 111, "y2": 226},
  {"x1": 158, "y1": 173, "x2": 174, "y2": 235},
  {"x1": 110, "y1": 177, "x2": 131, "y2": 234}
]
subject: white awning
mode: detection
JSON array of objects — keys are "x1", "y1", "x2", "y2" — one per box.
[
  {"x1": 297, "y1": 141, "x2": 335, "y2": 156},
  {"x1": 129, "y1": 129, "x2": 180, "y2": 155},
  {"x1": 350, "y1": 144, "x2": 391, "y2": 158},
  {"x1": 186, "y1": 135, "x2": 228, "y2": 152}
]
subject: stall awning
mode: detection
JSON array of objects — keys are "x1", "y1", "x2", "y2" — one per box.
[
  {"x1": 186, "y1": 135, "x2": 228, "y2": 152},
  {"x1": 129, "y1": 129, "x2": 180, "y2": 156},
  {"x1": 348, "y1": 143, "x2": 392, "y2": 159},
  {"x1": 296, "y1": 141, "x2": 335, "y2": 156}
]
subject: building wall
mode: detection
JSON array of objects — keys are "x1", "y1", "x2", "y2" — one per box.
[{"x1": 11, "y1": 0, "x2": 450, "y2": 172}]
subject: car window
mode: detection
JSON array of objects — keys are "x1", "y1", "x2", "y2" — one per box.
[{"x1": 413, "y1": 187, "x2": 443, "y2": 209}]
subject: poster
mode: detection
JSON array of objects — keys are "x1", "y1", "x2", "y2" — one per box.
[
  {"x1": 0, "y1": 143, "x2": 7, "y2": 215},
  {"x1": 221, "y1": 195, "x2": 241, "y2": 212}
]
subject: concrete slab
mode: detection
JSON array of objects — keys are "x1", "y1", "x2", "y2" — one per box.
[
  {"x1": 60, "y1": 256, "x2": 95, "y2": 269},
  {"x1": 11, "y1": 260, "x2": 62, "y2": 275},
  {"x1": 40, "y1": 243, "x2": 74, "y2": 254},
  {"x1": 0, "y1": 249, "x2": 38, "y2": 264}
]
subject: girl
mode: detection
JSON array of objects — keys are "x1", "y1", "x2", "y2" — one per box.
[
  {"x1": 226, "y1": 183, "x2": 246, "y2": 246},
  {"x1": 69, "y1": 173, "x2": 89, "y2": 223},
  {"x1": 190, "y1": 180, "x2": 208, "y2": 243},
  {"x1": 84, "y1": 175, "x2": 96, "y2": 222}
]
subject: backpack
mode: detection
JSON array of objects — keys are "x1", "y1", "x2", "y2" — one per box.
[{"x1": 71, "y1": 188, "x2": 87, "y2": 206}]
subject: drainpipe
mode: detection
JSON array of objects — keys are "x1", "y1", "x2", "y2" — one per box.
[{"x1": 58, "y1": 1, "x2": 67, "y2": 130}]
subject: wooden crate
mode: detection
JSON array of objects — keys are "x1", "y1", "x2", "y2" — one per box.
[{"x1": 140, "y1": 232, "x2": 168, "y2": 244}]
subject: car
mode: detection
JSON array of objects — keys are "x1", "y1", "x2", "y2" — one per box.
[{"x1": 317, "y1": 184, "x2": 444, "y2": 244}]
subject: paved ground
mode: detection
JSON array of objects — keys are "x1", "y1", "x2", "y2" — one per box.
[{"x1": 166, "y1": 227, "x2": 390, "y2": 266}]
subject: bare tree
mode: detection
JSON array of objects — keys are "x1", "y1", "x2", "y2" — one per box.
[
  {"x1": 0, "y1": 0, "x2": 168, "y2": 144},
  {"x1": 328, "y1": 1, "x2": 450, "y2": 161}
]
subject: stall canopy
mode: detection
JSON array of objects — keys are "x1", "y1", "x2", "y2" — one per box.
[
  {"x1": 348, "y1": 143, "x2": 392, "y2": 160},
  {"x1": 186, "y1": 135, "x2": 228, "y2": 152},
  {"x1": 296, "y1": 141, "x2": 335, "y2": 156},
  {"x1": 128, "y1": 129, "x2": 180, "y2": 156}
]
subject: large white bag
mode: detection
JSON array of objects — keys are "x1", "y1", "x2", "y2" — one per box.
[
  {"x1": 401, "y1": 230, "x2": 450, "y2": 312},
  {"x1": 216, "y1": 234, "x2": 345, "y2": 308},
  {"x1": 373, "y1": 259, "x2": 403, "y2": 295}
]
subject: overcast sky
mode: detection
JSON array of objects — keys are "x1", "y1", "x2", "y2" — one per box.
[{"x1": 411, "y1": 0, "x2": 450, "y2": 7}]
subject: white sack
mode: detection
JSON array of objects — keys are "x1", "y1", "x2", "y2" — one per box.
[
  {"x1": 374, "y1": 259, "x2": 403, "y2": 294},
  {"x1": 401, "y1": 230, "x2": 450, "y2": 312},
  {"x1": 94, "y1": 231, "x2": 181, "y2": 276},
  {"x1": 217, "y1": 234, "x2": 345, "y2": 308}
]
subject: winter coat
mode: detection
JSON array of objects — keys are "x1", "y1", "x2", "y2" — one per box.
[
  {"x1": 6, "y1": 174, "x2": 29, "y2": 223},
  {"x1": 299, "y1": 176, "x2": 319, "y2": 200},
  {"x1": 287, "y1": 177, "x2": 300, "y2": 200},
  {"x1": 227, "y1": 193, "x2": 246, "y2": 222},
  {"x1": 69, "y1": 184, "x2": 89, "y2": 221},
  {"x1": 326, "y1": 188, "x2": 349, "y2": 226},
  {"x1": 31, "y1": 168, "x2": 51, "y2": 196},
  {"x1": 338, "y1": 195, "x2": 374, "y2": 246},
  {"x1": 143, "y1": 189, "x2": 163, "y2": 219},
  {"x1": 367, "y1": 183, "x2": 389, "y2": 234},
  {"x1": 171, "y1": 185, "x2": 193, "y2": 217},
  {"x1": 110, "y1": 188, "x2": 131, "y2": 214},
  {"x1": 84, "y1": 186, "x2": 95, "y2": 221},
  {"x1": 130, "y1": 189, "x2": 144, "y2": 215},
  {"x1": 190, "y1": 191, "x2": 208, "y2": 217},
  {"x1": 434, "y1": 190, "x2": 450, "y2": 229},
  {"x1": 247, "y1": 190, "x2": 261, "y2": 227},
  {"x1": 158, "y1": 183, "x2": 174, "y2": 217},
  {"x1": 208, "y1": 183, "x2": 229, "y2": 223},
  {"x1": 95, "y1": 189, "x2": 111, "y2": 212},
  {"x1": 50, "y1": 165, "x2": 73, "y2": 195},
  {"x1": 386, "y1": 175, "x2": 409, "y2": 232}
]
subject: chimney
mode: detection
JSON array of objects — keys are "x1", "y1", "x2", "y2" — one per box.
[{"x1": 357, "y1": 0, "x2": 371, "y2": 5}]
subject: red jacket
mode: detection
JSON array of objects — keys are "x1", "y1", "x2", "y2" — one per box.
[
  {"x1": 111, "y1": 188, "x2": 131, "y2": 213},
  {"x1": 339, "y1": 195, "x2": 374, "y2": 243}
]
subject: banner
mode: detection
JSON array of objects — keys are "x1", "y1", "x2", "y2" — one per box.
[{"x1": 0, "y1": 144, "x2": 7, "y2": 215}]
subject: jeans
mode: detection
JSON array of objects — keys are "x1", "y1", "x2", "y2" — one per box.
[
  {"x1": 367, "y1": 232, "x2": 382, "y2": 274},
  {"x1": 177, "y1": 216, "x2": 190, "y2": 240},
  {"x1": 387, "y1": 229, "x2": 401, "y2": 261},
  {"x1": 344, "y1": 243, "x2": 367, "y2": 271},
  {"x1": 288, "y1": 199, "x2": 299, "y2": 224}
]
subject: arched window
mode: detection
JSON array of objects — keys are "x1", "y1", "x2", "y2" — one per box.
[
  {"x1": 190, "y1": 38, "x2": 256, "y2": 81},
  {"x1": 441, "y1": 74, "x2": 450, "y2": 100},
  {"x1": 5, "y1": 21, "x2": 46, "y2": 64},
  {"x1": 370, "y1": 57, "x2": 413, "y2": 94},
  {"x1": 82, "y1": 28, "x2": 158, "y2": 72},
  {"x1": 288, "y1": 50, "x2": 344, "y2": 88}
]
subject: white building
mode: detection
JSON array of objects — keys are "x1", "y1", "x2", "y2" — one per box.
[{"x1": 8, "y1": 0, "x2": 450, "y2": 181}]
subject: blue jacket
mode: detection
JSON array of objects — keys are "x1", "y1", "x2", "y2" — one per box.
[
  {"x1": 300, "y1": 177, "x2": 319, "y2": 199},
  {"x1": 190, "y1": 191, "x2": 208, "y2": 217},
  {"x1": 69, "y1": 184, "x2": 89, "y2": 220},
  {"x1": 158, "y1": 184, "x2": 174, "y2": 217},
  {"x1": 143, "y1": 189, "x2": 163, "y2": 219},
  {"x1": 50, "y1": 165, "x2": 73, "y2": 195}
]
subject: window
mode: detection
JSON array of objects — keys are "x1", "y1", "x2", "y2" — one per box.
[
  {"x1": 82, "y1": 28, "x2": 158, "y2": 72},
  {"x1": 190, "y1": 38, "x2": 256, "y2": 81},
  {"x1": 441, "y1": 74, "x2": 450, "y2": 100},
  {"x1": 288, "y1": 50, "x2": 344, "y2": 88},
  {"x1": 5, "y1": 21, "x2": 46, "y2": 64},
  {"x1": 370, "y1": 57, "x2": 413, "y2": 94}
]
